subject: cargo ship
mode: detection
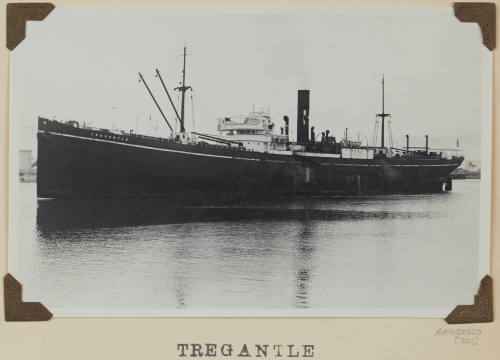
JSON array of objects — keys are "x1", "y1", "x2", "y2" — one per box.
[{"x1": 37, "y1": 47, "x2": 464, "y2": 199}]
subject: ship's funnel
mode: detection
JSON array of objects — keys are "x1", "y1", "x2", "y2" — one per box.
[{"x1": 297, "y1": 90, "x2": 310, "y2": 144}]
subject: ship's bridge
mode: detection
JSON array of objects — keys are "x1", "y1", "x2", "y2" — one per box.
[{"x1": 217, "y1": 111, "x2": 288, "y2": 152}]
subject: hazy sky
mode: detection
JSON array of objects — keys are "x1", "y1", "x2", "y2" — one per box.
[{"x1": 11, "y1": 7, "x2": 487, "y2": 159}]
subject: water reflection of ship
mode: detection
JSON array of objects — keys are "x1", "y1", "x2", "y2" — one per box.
[
  {"x1": 293, "y1": 209, "x2": 314, "y2": 308},
  {"x1": 36, "y1": 198, "x2": 428, "y2": 235}
]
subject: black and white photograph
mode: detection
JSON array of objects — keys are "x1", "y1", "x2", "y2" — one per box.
[{"x1": 8, "y1": 7, "x2": 491, "y2": 317}]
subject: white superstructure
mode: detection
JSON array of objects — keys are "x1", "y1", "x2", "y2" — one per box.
[{"x1": 217, "y1": 111, "x2": 288, "y2": 152}]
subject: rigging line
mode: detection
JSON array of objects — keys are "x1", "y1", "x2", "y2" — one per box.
[
  {"x1": 195, "y1": 94, "x2": 216, "y2": 128},
  {"x1": 193, "y1": 94, "x2": 207, "y2": 126},
  {"x1": 389, "y1": 120, "x2": 394, "y2": 147},
  {"x1": 390, "y1": 121, "x2": 394, "y2": 148},
  {"x1": 388, "y1": 120, "x2": 393, "y2": 148},
  {"x1": 195, "y1": 94, "x2": 210, "y2": 118},
  {"x1": 387, "y1": 120, "x2": 391, "y2": 148},
  {"x1": 191, "y1": 90, "x2": 196, "y2": 132},
  {"x1": 176, "y1": 92, "x2": 181, "y2": 133},
  {"x1": 191, "y1": 93, "x2": 209, "y2": 124},
  {"x1": 389, "y1": 124, "x2": 392, "y2": 148},
  {"x1": 372, "y1": 118, "x2": 378, "y2": 147},
  {"x1": 196, "y1": 93, "x2": 217, "y2": 123},
  {"x1": 373, "y1": 122, "x2": 377, "y2": 147},
  {"x1": 372, "y1": 117, "x2": 377, "y2": 146}
]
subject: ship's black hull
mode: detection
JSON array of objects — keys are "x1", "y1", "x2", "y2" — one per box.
[{"x1": 37, "y1": 119, "x2": 463, "y2": 199}]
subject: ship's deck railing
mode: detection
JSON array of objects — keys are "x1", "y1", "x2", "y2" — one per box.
[
  {"x1": 41, "y1": 118, "x2": 466, "y2": 158},
  {"x1": 387, "y1": 146, "x2": 464, "y2": 159}
]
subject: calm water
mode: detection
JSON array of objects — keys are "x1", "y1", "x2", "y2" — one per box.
[{"x1": 15, "y1": 180, "x2": 480, "y2": 316}]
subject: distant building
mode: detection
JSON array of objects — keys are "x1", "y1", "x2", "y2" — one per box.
[
  {"x1": 450, "y1": 159, "x2": 480, "y2": 179},
  {"x1": 462, "y1": 160, "x2": 480, "y2": 173},
  {"x1": 19, "y1": 150, "x2": 37, "y2": 183}
]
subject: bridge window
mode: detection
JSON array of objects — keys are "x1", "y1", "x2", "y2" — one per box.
[{"x1": 237, "y1": 130, "x2": 258, "y2": 135}]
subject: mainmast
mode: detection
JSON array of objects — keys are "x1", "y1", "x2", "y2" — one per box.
[
  {"x1": 174, "y1": 45, "x2": 192, "y2": 133},
  {"x1": 376, "y1": 76, "x2": 391, "y2": 148}
]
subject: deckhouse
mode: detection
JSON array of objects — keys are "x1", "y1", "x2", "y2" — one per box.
[{"x1": 217, "y1": 111, "x2": 288, "y2": 152}]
